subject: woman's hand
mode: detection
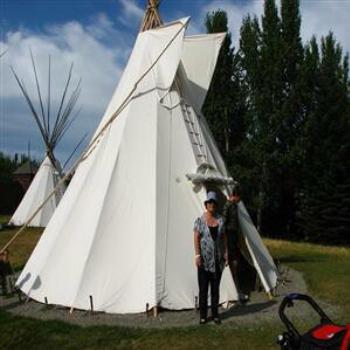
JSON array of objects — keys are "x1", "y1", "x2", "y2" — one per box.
[{"x1": 195, "y1": 255, "x2": 202, "y2": 267}]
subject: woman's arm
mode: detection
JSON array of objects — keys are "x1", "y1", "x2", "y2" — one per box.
[{"x1": 194, "y1": 230, "x2": 201, "y2": 267}]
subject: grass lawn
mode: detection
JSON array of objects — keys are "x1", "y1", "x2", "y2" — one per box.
[
  {"x1": 265, "y1": 239, "x2": 350, "y2": 321},
  {"x1": 0, "y1": 215, "x2": 11, "y2": 226},
  {"x1": 0, "y1": 226, "x2": 42, "y2": 271},
  {"x1": 0, "y1": 228, "x2": 349, "y2": 349}
]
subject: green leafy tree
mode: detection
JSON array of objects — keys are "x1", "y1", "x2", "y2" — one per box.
[
  {"x1": 239, "y1": 0, "x2": 285, "y2": 232},
  {"x1": 203, "y1": 10, "x2": 244, "y2": 160},
  {"x1": 204, "y1": 2, "x2": 350, "y2": 243},
  {"x1": 275, "y1": 0, "x2": 304, "y2": 235},
  {"x1": 300, "y1": 33, "x2": 350, "y2": 243}
]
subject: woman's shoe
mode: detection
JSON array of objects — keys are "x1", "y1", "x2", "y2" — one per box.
[{"x1": 199, "y1": 318, "x2": 207, "y2": 325}]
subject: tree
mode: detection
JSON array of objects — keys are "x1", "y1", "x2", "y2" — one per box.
[
  {"x1": 239, "y1": 0, "x2": 285, "y2": 232},
  {"x1": 275, "y1": 0, "x2": 304, "y2": 236},
  {"x1": 203, "y1": 10, "x2": 242, "y2": 160},
  {"x1": 300, "y1": 33, "x2": 350, "y2": 243},
  {"x1": 0, "y1": 152, "x2": 34, "y2": 214},
  {"x1": 204, "y1": 2, "x2": 350, "y2": 243}
]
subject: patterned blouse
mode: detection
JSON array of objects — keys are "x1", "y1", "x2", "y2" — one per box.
[{"x1": 193, "y1": 214, "x2": 225, "y2": 273}]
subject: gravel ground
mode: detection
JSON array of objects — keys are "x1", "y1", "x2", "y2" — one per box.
[{"x1": 0, "y1": 266, "x2": 340, "y2": 329}]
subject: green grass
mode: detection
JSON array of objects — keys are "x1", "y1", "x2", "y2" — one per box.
[
  {"x1": 0, "y1": 314, "x2": 279, "y2": 350},
  {"x1": 0, "y1": 231, "x2": 349, "y2": 349},
  {"x1": 0, "y1": 215, "x2": 11, "y2": 226},
  {"x1": 0, "y1": 226, "x2": 42, "y2": 270},
  {"x1": 265, "y1": 239, "x2": 350, "y2": 320}
]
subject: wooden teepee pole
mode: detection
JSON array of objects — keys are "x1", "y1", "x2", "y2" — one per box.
[{"x1": 140, "y1": 0, "x2": 163, "y2": 32}]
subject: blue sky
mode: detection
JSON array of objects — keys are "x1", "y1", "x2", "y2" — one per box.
[
  {"x1": 1, "y1": 0, "x2": 350, "y2": 169},
  {"x1": 2, "y1": 1, "x2": 240, "y2": 31}
]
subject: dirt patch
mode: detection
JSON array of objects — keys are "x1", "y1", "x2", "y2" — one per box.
[{"x1": 0, "y1": 266, "x2": 340, "y2": 329}]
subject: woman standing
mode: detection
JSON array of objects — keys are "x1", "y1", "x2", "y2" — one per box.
[{"x1": 193, "y1": 191, "x2": 228, "y2": 324}]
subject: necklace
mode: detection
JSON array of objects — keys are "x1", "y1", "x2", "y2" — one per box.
[{"x1": 205, "y1": 212, "x2": 218, "y2": 227}]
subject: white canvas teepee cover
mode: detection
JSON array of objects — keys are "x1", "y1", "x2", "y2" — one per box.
[
  {"x1": 9, "y1": 156, "x2": 65, "y2": 227},
  {"x1": 17, "y1": 18, "x2": 277, "y2": 313}
]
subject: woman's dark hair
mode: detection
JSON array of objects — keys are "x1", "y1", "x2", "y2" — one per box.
[{"x1": 204, "y1": 200, "x2": 217, "y2": 208}]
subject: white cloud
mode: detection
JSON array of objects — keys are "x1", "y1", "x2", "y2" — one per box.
[
  {"x1": 118, "y1": 0, "x2": 144, "y2": 27},
  {"x1": 0, "y1": 14, "x2": 132, "y2": 166},
  {"x1": 201, "y1": 0, "x2": 350, "y2": 55},
  {"x1": 300, "y1": 0, "x2": 350, "y2": 54}
]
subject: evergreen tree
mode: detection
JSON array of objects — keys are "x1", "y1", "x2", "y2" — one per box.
[
  {"x1": 281, "y1": 0, "x2": 303, "y2": 87},
  {"x1": 301, "y1": 33, "x2": 350, "y2": 243},
  {"x1": 203, "y1": 10, "x2": 244, "y2": 161},
  {"x1": 239, "y1": 0, "x2": 285, "y2": 232},
  {"x1": 238, "y1": 15, "x2": 264, "y2": 223},
  {"x1": 204, "y1": 2, "x2": 350, "y2": 243},
  {"x1": 276, "y1": 0, "x2": 304, "y2": 236},
  {"x1": 0, "y1": 152, "x2": 33, "y2": 214}
]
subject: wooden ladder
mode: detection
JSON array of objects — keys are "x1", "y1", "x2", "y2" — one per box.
[{"x1": 181, "y1": 100, "x2": 207, "y2": 164}]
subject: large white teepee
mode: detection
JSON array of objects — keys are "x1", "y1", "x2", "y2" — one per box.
[
  {"x1": 9, "y1": 53, "x2": 81, "y2": 227},
  {"x1": 17, "y1": 16, "x2": 278, "y2": 313}
]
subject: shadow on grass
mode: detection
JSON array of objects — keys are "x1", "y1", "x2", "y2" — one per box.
[
  {"x1": 1, "y1": 299, "x2": 23, "y2": 311},
  {"x1": 0, "y1": 225, "x2": 17, "y2": 233},
  {"x1": 221, "y1": 300, "x2": 277, "y2": 320},
  {"x1": 277, "y1": 256, "x2": 327, "y2": 264}
]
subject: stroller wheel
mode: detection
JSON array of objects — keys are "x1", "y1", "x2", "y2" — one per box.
[{"x1": 276, "y1": 332, "x2": 298, "y2": 350}]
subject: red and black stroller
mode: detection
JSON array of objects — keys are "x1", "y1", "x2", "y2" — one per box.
[{"x1": 277, "y1": 293, "x2": 350, "y2": 350}]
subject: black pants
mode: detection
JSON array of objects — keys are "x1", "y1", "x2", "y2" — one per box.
[{"x1": 197, "y1": 266, "x2": 222, "y2": 319}]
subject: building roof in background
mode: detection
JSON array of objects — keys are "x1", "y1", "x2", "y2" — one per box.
[{"x1": 14, "y1": 161, "x2": 38, "y2": 175}]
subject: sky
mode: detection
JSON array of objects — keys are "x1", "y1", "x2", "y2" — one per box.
[{"x1": 1, "y1": 0, "x2": 350, "y2": 169}]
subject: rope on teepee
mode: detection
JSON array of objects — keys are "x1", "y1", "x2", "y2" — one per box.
[{"x1": 0, "y1": 18, "x2": 188, "y2": 254}]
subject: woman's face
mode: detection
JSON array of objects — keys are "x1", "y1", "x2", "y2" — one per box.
[{"x1": 206, "y1": 200, "x2": 217, "y2": 214}]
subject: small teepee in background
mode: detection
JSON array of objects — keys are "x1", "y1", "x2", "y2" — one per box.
[
  {"x1": 17, "y1": 1, "x2": 277, "y2": 313},
  {"x1": 9, "y1": 52, "x2": 81, "y2": 227}
]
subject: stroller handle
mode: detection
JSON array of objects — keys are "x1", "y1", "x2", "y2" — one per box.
[{"x1": 279, "y1": 293, "x2": 332, "y2": 337}]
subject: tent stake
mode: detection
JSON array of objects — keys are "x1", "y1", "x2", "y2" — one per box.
[
  {"x1": 89, "y1": 295, "x2": 94, "y2": 313},
  {"x1": 153, "y1": 306, "x2": 158, "y2": 318},
  {"x1": 44, "y1": 297, "x2": 48, "y2": 307},
  {"x1": 69, "y1": 306, "x2": 74, "y2": 314}
]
